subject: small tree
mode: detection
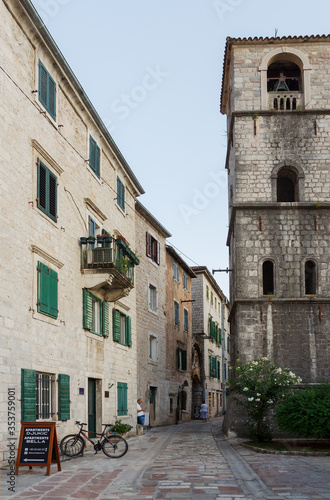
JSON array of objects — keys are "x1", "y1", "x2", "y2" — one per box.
[
  {"x1": 276, "y1": 383, "x2": 330, "y2": 439},
  {"x1": 232, "y1": 357, "x2": 302, "y2": 442}
]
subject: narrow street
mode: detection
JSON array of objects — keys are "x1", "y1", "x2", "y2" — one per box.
[{"x1": 2, "y1": 418, "x2": 330, "y2": 500}]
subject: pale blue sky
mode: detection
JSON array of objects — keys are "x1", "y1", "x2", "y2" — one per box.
[{"x1": 31, "y1": 0, "x2": 330, "y2": 297}]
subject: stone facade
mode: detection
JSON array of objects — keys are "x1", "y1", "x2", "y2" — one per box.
[
  {"x1": 165, "y1": 247, "x2": 196, "y2": 424},
  {"x1": 220, "y1": 36, "x2": 330, "y2": 436},
  {"x1": 135, "y1": 201, "x2": 171, "y2": 426},
  {"x1": 0, "y1": 0, "x2": 144, "y2": 463},
  {"x1": 191, "y1": 267, "x2": 230, "y2": 419}
]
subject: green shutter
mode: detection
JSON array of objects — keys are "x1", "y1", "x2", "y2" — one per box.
[
  {"x1": 182, "y1": 350, "x2": 187, "y2": 371},
  {"x1": 38, "y1": 60, "x2": 56, "y2": 120},
  {"x1": 102, "y1": 301, "x2": 109, "y2": 338},
  {"x1": 112, "y1": 308, "x2": 121, "y2": 342},
  {"x1": 49, "y1": 268, "x2": 58, "y2": 319},
  {"x1": 37, "y1": 262, "x2": 58, "y2": 318},
  {"x1": 95, "y1": 144, "x2": 100, "y2": 177},
  {"x1": 39, "y1": 61, "x2": 48, "y2": 108},
  {"x1": 217, "y1": 361, "x2": 221, "y2": 380},
  {"x1": 37, "y1": 160, "x2": 57, "y2": 222},
  {"x1": 126, "y1": 315, "x2": 132, "y2": 346},
  {"x1": 21, "y1": 369, "x2": 36, "y2": 421},
  {"x1": 117, "y1": 382, "x2": 128, "y2": 416},
  {"x1": 117, "y1": 177, "x2": 125, "y2": 211},
  {"x1": 209, "y1": 355, "x2": 212, "y2": 377},
  {"x1": 219, "y1": 328, "x2": 222, "y2": 345},
  {"x1": 83, "y1": 289, "x2": 93, "y2": 330},
  {"x1": 58, "y1": 374, "x2": 70, "y2": 421},
  {"x1": 48, "y1": 73, "x2": 56, "y2": 120}
]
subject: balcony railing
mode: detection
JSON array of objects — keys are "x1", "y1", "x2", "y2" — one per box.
[
  {"x1": 268, "y1": 91, "x2": 303, "y2": 111},
  {"x1": 81, "y1": 237, "x2": 139, "y2": 285}
]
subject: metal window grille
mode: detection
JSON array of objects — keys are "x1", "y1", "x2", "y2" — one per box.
[{"x1": 36, "y1": 373, "x2": 54, "y2": 419}]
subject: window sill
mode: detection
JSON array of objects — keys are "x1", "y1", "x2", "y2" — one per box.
[{"x1": 84, "y1": 331, "x2": 104, "y2": 341}]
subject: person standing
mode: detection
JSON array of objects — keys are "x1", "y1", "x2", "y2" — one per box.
[
  {"x1": 200, "y1": 400, "x2": 208, "y2": 422},
  {"x1": 137, "y1": 398, "x2": 146, "y2": 426}
]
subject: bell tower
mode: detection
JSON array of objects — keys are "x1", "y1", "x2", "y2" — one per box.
[{"x1": 221, "y1": 35, "x2": 330, "y2": 434}]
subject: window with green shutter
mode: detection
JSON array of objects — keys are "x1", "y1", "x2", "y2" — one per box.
[
  {"x1": 177, "y1": 347, "x2": 187, "y2": 371},
  {"x1": 112, "y1": 309, "x2": 132, "y2": 346},
  {"x1": 117, "y1": 382, "x2": 128, "y2": 416},
  {"x1": 37, "y1": 262, "x2": 58, "y2": 319},
  {"x1": 89, "y1": 135, "x2": 100, "y2": 177},
  {"x1": 38, "y1": 60, "x2": 56, "y2": 120},
  {"x1": 117, "y1": 176, "x2": 125, "y2": 211},
  {"x1": 37, "y1": 160, "x2": 57, "y2": 222},
  {"x1": 58, "y1": 374, "x2": 70, "y2": 421},
  {"x1": 21, "y1": 369, "x2": 37, "y2": 421},
  {"x1": 174, "y1": 300, "x2": 179, "y2": 326},
  {"x1": 83, "y1": 289, "x2": 109, "y2": 337},
  {"x1": 217, "y1": 360, "x2": 221, "y2": 380},
  {"x1": 184, "y1": 308, "x2": 188, "y2": 332}
]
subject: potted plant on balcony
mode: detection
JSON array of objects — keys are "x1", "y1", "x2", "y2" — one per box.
[
  {"x1": 80, "y1": 236, "x2": 88, "y2": 245},
  {"x1": 87, "y1": 235, "x2": 95, "y2": 245},
  {"x1": 97, "y1": 234, "x2": 105, "y2": 247}
]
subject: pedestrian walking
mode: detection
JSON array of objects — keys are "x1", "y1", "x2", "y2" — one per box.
[
  {"x1": 137, "y1": 398, "x2": 146, "y2": 426},
  {"x1": 200, "y1": 400, "x2": 208, "y2": 422}
]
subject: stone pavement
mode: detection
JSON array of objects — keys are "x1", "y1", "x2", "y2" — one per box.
[{"x1": 1, "y1": 418, "x2": 330, "y2": 499}]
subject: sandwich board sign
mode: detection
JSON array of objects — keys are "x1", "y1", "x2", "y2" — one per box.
[{"x1": 15, "y1": 422, "x2": 61, "y2": 476}]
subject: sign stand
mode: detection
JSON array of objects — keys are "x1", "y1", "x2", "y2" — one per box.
[{"x1": 15, "y1": 422, "x2": 61, "y2": 476}]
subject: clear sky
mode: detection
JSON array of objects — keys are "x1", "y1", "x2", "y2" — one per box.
[{"x1": 30, "y1": 0, "x2": 330, "y2": 297}]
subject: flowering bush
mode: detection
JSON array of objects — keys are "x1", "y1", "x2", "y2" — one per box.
[{"x1": 233, "y1": 357, "x2": 302, "y2": 442}]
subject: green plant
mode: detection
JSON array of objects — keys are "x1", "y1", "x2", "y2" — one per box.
[
  {"x1": 110, "y1": 420, "x2": 133, "y2": 435},
  {"x1": 232, "y1": 357, "x2": 302, "y2": 442},
  {"x1": 276, "y1": 383, "x2": 330, "y2": 439}
]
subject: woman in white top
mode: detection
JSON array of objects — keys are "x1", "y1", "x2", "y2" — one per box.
[
  {"x1": 200, "y1": 400, "x2": 208, "y2": 422},
  {"x1": 137, "y1": 398, "x2": 146, "y2": 426}
]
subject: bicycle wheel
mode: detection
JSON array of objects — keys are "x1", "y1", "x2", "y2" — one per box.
[
  {"x1": 101, "y1": 435, "x2": 128, "y2": 458},
  {"x1": 60, "y1": 434, "x2": 85, "y2": 457}
]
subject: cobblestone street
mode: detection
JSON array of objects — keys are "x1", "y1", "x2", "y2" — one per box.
[{"x1": 1, "y1": 418, "x2": 330, "y2": 500}]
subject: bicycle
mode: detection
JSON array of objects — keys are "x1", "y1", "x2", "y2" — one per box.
[{"x1": 60, "y1": 421, "x2": 128, "y2": 458}]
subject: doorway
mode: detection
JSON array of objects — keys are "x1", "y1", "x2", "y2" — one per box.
[
  {"x1": 149, "y1": 386, "x2": 157, "y2": 425},
  {"x1": 88, "y1": 378, "x2": 97, "y2": 438}
]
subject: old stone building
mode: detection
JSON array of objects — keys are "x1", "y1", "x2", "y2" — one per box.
[
  {"x1": 190, "y1": 267, "x2": 230, "y2": 419},
  {"x1": 0, "y1": 0, "x2": 144, "y2": 462},
  {"x1": 165, "y1": 246, "x2": 196, "y2": 424},
  {"x1": 220, "y1": 35, "x2": 330, "y2": 435},
  {"x1": 135, "y1": 201, "x2": 171, "y2": 426}
]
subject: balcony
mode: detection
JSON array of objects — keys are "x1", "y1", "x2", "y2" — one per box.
[
  {"x1": 268, "y1": 91, "x2": 303, "y2": 111},
  {"x1": 80, "y1": 236, "x2": 139, "y2": 302}
]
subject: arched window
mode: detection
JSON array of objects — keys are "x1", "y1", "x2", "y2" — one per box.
[
  {"x1": 305, "y1": 260, "x2": 317, "y2": 295},
  {"x1": 262, "y1": 260, "x2": 274, "y2": 295},
  {"x1": 259, "y1": 48, "x2": 311, "y2": 111},
  {"x1": 277, "y1": 167, "x2": 298, "y2": 202}
]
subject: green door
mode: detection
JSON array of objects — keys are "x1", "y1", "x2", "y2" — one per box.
[{"x1": 88, "y1": 378, "x2": 96, "y2": 438}]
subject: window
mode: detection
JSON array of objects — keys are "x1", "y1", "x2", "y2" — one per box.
[
  {"x1": 83, "y1": 289, "x2": 109, "y2": 337},
  {"x1": 174, "y1": 300, "x2": 180, "y2": 326},
  {"x1": 211, "y1": 291, "x2": 214, "y2": 306},
  {"x1": 149, "y1": 334, "x2": 158, "y2": 362},
  {"x1": 117, "y1": 176, "x2": 125, "y2": 211},
  {"x1": 267, "y1": 60, "x2": 301, "y2": 92},
  {"x1": 173, "y1": 262, "x2": 179, "y2": 282},
  {"x1": 227, "y1": 336, "x2": 230, "y2": 354},
  {"x1": 206, "y1": 285, "x2": 209, "y2": 300},
  {"x1": 183, "y1": 273, "x2": 188, "y2": 291},
  {"x1": 38, "y1": 60, "x2": 56, "y2": 119},
  {"x1": 169, "y1": 398, "x2": 174, "y2": 414},
  {"x1": 262, "y1": 260, "x2": 274, "y2": 295},
  {"x1": 217, "y1": 361, "x2": 221, "y2": 381},
  {"x1": 146, "y1": 232, "x2": 160, "y2": 264},
  {"x1": 177, "y1": 347, "x2": 187, "y2": 371},
  {"x1": 117, "y1": 382, "x2": 128, "y2": 416},
  {"x1": 37, "y1": 160, "x2": 57, "y2": 222},
  {"x1": 277, "y1": 167, "x2": 298, "y2": 202},
  {"x1": 21, "y1": 369, "x2": 70, "y2": 422},
  {"x1": 89, "y1": 135, "x2": 100, "y2": 177},
  {"x1": 209, "y1": 355, "x2": 218, "y2": 379},
  {"x1": 37, "y1": 262, "x2": 58, "y2": 319},
  {"x1": 209, "y1": 318, "x2": 221, "y2": 344},
  {"x1": 305, "y1": 260, "x2": 317, "y2": 295},
  {"x1": 112, "y1": 309, "x2": 132, "y2": 346},
  {"x1": 149, "y1": 284, "x2": 157, "y2": 313},
  {"x1": 184, "y1": 308, "x2": 189, "y2": 332}
]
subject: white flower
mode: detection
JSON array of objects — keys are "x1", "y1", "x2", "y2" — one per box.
[
  {"x1": 267, "y1": 400, "x2": 273, "y2": 404},
  {"x1": 243, "y1": 387, "x2": 248, "y2": 391},
  {"x1": 255, "y1": 398, "x2": 260, "y2": 401},
  {"x1": 261, "y1": 357, "x2": 268, "y2": 361},
  {"x1": 248, "y1": 397, "x2": 254, "y2": 401},
  {"x1": 276, "y1": 368, "x2": 282, "y2": 374},
  {"x1": 256, "y1": 393, "x2": 261, "y2": 396}
]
